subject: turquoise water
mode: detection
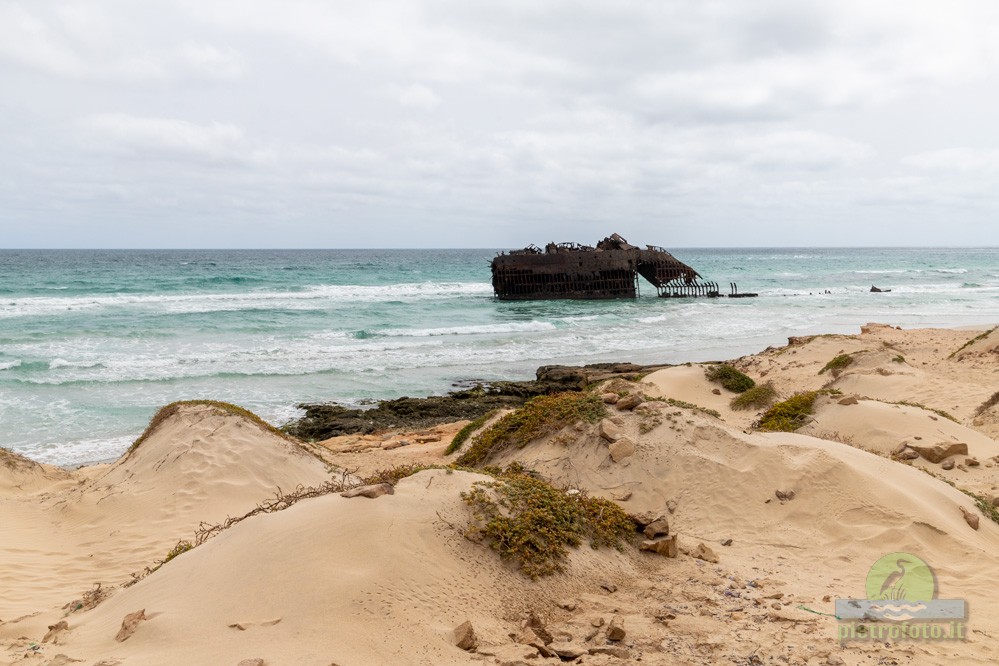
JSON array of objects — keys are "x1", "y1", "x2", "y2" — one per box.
[{"x1": 1, "y1": 247, "x2": 996, "y2": 466}]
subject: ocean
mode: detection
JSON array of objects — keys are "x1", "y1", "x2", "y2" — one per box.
[{"x1": 1, "y1": 247, "x2": 996, "y2": 466}]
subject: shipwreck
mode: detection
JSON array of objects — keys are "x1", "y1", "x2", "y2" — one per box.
[{"x1": 491, "y1": 233, "x2": 756, "y2": 301}]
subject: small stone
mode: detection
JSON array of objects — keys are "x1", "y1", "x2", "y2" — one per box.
[
  {"x1": 643, "y1": 518, "x2": 670, "y2": 539},
  {"x1": 589, "y1": 646, "x2": 630, "y2": 659},
  {"x1": 453, "y1": 620, "x2": 477, "y2": 651},
  {"x1": 600, "y1": 581, "x2": 618, "y2": 593},
  {"x1": 606, "y1": 616, "x2": 626, "y2": 641},
  {"x1": 340, "y1": 483, "x2": 394, "y2": 499},
  {"x1": 237, "y1": 660, "x2": 265, "y2": 666},
  {"x1": 991, "y1": 496, "x2": 999, "y2": 508},
  {"x1": 382, "y1": 440, "x2": 405, "y2": 450},
  {"x1": 598, "y1": 418, "x2": 622, "y2": 442},
  {"x1": 826, "y1": 656, "x2": 846, "y2": 666},
  {"x1": 612, "y1": 490, "x2": 632, "y2": 501},
  {"x1": 590, "y1": 617, "x2": 605, "y2": 628},
  {"x1": 771, "y1": 602, "x2": 782, "y2": 610},
  {"x1": 608, "y1": 436, "x2": 636, "y2": 462},
  {"x1": 711, "y1": 388, "x2": 721, "y2": 395},
  {"x1": 601, "y1": 392, "x2": 620, "y2": 404},
  {"x1": 115, "y1": 609, "x2": 146, "y2": 642},
  {"x1": 525, "y1": 612, "x2": 553, "y2": 644},
  {"x1": 548, "y1": 643, "x2": 586, "y2": 659},
  {"x1": 616, "y1": 394, "x2": 643, "y2": 411},
  {"x1": 892, "y1": 442, "x2": 909, "y2": 456},
  {"x1": 775, "y1": 489, "x2": 795, "y2": 502},
  {"x1": 720, "y1": 538, "x2": 733, "y2": 546},
  {"x1": 915, "y1": 435, "x2": 923, "y2": 439},
  {"x1": 898, "y1": 449, "x2": 920, "y2": 460},
  {"x1": 838, "y1": 396, "x2": 859, "y2": 406},
  {"x1": 666, "y1": 500, "x2": 677, "y2": 513},
  {"x1": 556, "y1": 599, "x2": 577, "y2": 612},
  {"x1": 942, "y1": 459, "x2": 955, "y2": 471},
  {"x1": 640, "y1": 535, "x2": 678, "y2": 558},
  {"x1": 960, "y1": 506, "x2": 980, "y2": 530},
  {"x1": 967, "y1": 458, "x2": 980, "y2": 467},
  {"x1": 42, "y1": 620, "x2": 69, "y2": 643},
  {"x1": 692, "y1": 542, "x2": 719, "y2": 563}
]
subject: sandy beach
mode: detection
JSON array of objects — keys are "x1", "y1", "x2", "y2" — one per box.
[{"x1": 3, "y1": 323, "x2": 998, "y2": 666}]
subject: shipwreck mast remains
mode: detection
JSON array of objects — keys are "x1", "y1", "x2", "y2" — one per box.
[{"x1": 491, "y1": 233, "x2": 756, "y2": 301}]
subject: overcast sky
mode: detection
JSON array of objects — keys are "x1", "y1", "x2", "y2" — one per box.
[{"x1": 2, "y1": 1, "x2": 998, "y2": 248}]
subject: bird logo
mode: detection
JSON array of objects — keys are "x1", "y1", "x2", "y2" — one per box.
[{"x1": 865, "y1": 552, "x2": 936, "y2": 602}]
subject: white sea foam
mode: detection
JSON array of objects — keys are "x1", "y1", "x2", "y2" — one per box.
[
  {"x1": 0, "y1": 360, "x2": 21, "y2": 371},
  {"x1": 371, "y1": 321, "x2": 557, "y2": 337},
  {"x1": 0, "y1": 282, "x2": 494, "y2": 318}
]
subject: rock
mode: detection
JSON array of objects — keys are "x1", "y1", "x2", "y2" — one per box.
[
  {"x1": 616, "y1": 394, "x2": 643, "y2": 411},
  {"x1": 898, "y1": 449, "x2": 920, "y2": 460},
  {"x1": 838, "y1": 396, "x2": 859, "y2": 406},
  {"x1": 666, "y1": 499, "x2": 677, "y2": 514},
  {"x1": 556, "y1": 599, "x2": 577, "y2": 611},
  {"x1": 910, "y1": 442, "x2": 969, "y2": 463},
  {"x1": 826, "y1": 656, "x2": 846, "y2": 666},
  {"x1": 608, "y1": 436, "x2": 636, "y2": 462},
  {"x1": 942, "y1": 459, "x2": 955, "y2": 471},
  {"x1": 525, "y1": 613, "x2": 553, "y2": 644},
  {"x1": 640, "y1": 535, "x2": 678, "y2": 558},
  {"x1": 892, "y1": 442, "x2": 909, "y2": 456},
  {"x1": 514, "y1": 626, "x2": 545, "y2": 649},
  {"x1": 711, "y1": 388, "x2": 721, "y2": 395},
  {"x1": 548, "y1": 643, "x2": 587, "y2": 659},
  {"x1": 960, "y1": 506, "x2": 980, "y2": 530},
  {"x1": 643, "y1": 518, "x2": 670, "y2": 539},
  {"x1": 721, "y1": 538, "x2": 733, "y2": 546},
  {"x1": 693, "y1": 542, "x2": 719, "y2": 563},
  {"x1": 237, "y1": 660, "x2": 265, "y2": 666},
  {"x1": 381, "y1": 440, "x2": 405, "y2": 450},
  {"x1": 775, "y1": 489, "x2": 795, "y2": 502},
  {"x1": 967, "y1": 458, "x2": 980, "y2": 467},
  {"x1": 340, "y1": 483, "x2": 395, "y2": 499},
  {"x1": 590, "y1": 617, "x2": 605, "y2": 627},
  {"x1": 42, "y1": 620, "x2": 69, "y2": 643},
  {"x1": 992, "y1": 496, "x2": 999, "y2": 508},
  {"x1": 612, "y1": 490, "x2": 632, "y2": 501},
  {"x1": 606, "y1": 616, "x2": 626, "y2": 641},
  {"x1": 453, "y1": 620, "x2": 477, "y2": 651},
  {"x1": 599, "y1": 581, "x2": 618, "y2": 593},
  {"x1": 601, "y1": 392, "x2": 619, "y2": 404},
  {"x1": 632, "y1": 510, "x2": 666, "y2": 526},
  {"x1": 598, "y1": 419, "x2": 622, "y2": 442},
  {"x1": 589, "y1": 646, "x2": 631, "y2": 659},
  {"x1": 115, "y1": 609, "x2": 146, "y2": 642}
]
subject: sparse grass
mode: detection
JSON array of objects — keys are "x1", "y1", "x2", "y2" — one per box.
[
  {"x1": 445, "y1": 410, "x2": 497, "y2": 455},
  {"x1": 975, "y1": 391, "x2": 999, "y2": 417},
  {"x1": 892, "y1": 355, "x2": 905, "y2": 364},
  {"x1": 361, "y1": 463, "x2": 444, "y2": 485},
  {"x1": 948, "y1": 327, "x2": 997, "y2": 359},
  {"x1": 894, "y1": 400, "x2": 958, "y2": 423},
  {"x1": 456, "y1": 392, "x2": 606, "y2": 467},
  {"x1": 730, "y1": 382, "x2": 778, "y2": 411},
  {"x1": 754, "y1": 391, "x2": 817, "y2": 432},
  {"x1": 704, "y1": 364, "x2": 755, "y2": 393},
  {"x1": 819, "y1": 354, "x2": 854, "y2": 376},
  {"x1": 650, "y1": 397, "x2": 721, "y2": 419},
  {"x1": 126, "y1": 400, "x2": 297, "y2": 458},
  {"x1": 462, "y1": 467, "x2": 636, "y2": 578},
  {"x1": 163, "y1": 540, "x2": 192, "y2": 564},
  {"x1": 961, "y1": 489, "x2": 999, "y2": 527}
]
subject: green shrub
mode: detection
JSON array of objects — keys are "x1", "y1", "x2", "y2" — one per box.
[
  {"x1": 704, "y1": 364, "x2": 755, "y2": 393},
  {"x1": 891, "y1": 355, "x2": 905, "y2": 364},
  {"x1": 456, "y1": 392, "x2": 605, "y2": 467},
  {"x1": 754, "y1": 391, "x2": 817, "y2": 432},
  {"x1": 948, "y1": 327, "x2": 996, "y2": 359},
  {"x1": 446, "y1": 410, "x2": 497, "y2": 455},
  {"x1": 163, "y1": 540, "x2": 193, "y2": 564},
  {"x1": 462, "y1": 468, "x2": 635, "y2": 578},
  {"x1": 819, "y1": 354, "x2": 854, "y2": 376},
  {"x1": 730, "y1": 383, "x2": 778, "y2": 411}
]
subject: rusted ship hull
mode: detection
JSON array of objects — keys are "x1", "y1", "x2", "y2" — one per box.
[{"x1": 491, "y1": 234, "x2": 703, "y2": 301}]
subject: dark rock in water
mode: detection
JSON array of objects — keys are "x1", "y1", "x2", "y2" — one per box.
[{"x1": 284, "y1": 362, "x2": 674, "y2": 441}]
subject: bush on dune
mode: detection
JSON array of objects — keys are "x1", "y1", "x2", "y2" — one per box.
[
  {"x1": 704, "y1": 364, "x2": 755, "y2": 393},
  {"x1": 754, "y1": 392, "x2": 817, "y2": 432}
]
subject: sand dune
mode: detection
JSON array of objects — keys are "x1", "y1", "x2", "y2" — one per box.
[{"x1": 4, "y1": 325, "x2": 999, "y2": 665}]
